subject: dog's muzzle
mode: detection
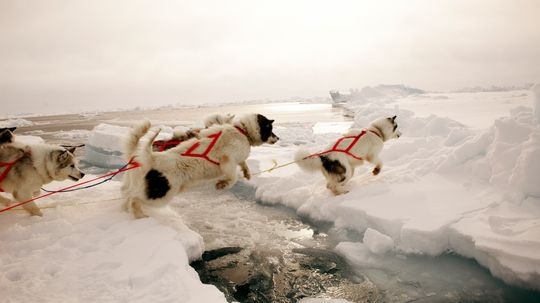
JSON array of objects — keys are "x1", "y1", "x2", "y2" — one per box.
[
  {"x1": 267, "y1": 134, "x2": 279, "y2": 144},
  {"x1": 70, "y1": 172, "x2": 85, "y2": 181}
]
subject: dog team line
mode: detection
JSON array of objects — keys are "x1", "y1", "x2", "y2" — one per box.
[{"x1": 0, "y1": 114, "x2": 400, "y2": 217}]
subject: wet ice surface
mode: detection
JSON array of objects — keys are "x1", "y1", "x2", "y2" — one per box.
[
  {"x1": 172, "y1": 182, "x2": 539, "y2": 303},
  {"x1": 174, "y1": 182, "x2": 381, "y2": 302}
]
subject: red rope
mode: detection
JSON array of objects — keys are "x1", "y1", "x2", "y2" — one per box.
[{"x1": 0, "y1": 160, "x2": 141, "y2": 215}]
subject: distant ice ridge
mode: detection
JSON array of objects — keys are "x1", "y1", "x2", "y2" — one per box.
[
  {"x1": 251, "y1": 89, "x2": 540, "y2": 291},
  {"x1": 0, "y1": 118, "x2": 33, "y2": 128}
]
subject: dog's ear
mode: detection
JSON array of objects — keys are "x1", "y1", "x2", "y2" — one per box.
[
  {"x1": 391, "y1": 115, "x2": 397, "y2": 122},
  {"x1": 57, "y1": 150, "x2": 69, "y2": 161},
  {"x1": 8, "y1": 127, "x2": 16, "y2": 132},
  {"x1": 269, "y1": 119, "x2": 274, "y2": 124},
  {"x1": 67, "y1": 147, "x2": 76, "y2": 154}
]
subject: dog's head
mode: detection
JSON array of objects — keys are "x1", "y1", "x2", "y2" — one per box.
[
  {"x1": 0, "y1": 127, "x2": 16, "y2": 144},
  {"x1": 236, "y1": 114, "x2": 279, "y2": 146},
  {"x1": 50, "y1": 147, "x2": 85, "y2": 182},
  {"x1": 371, "y1": 115, "x2": 401, "y2": 141}
]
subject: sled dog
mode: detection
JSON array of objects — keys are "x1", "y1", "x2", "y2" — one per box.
[
  {"x1": 153, "y1": 113, "x2": 235, "y2": 151},
  {"x1": 295, "y1": 116, "x2": 401, "y2": 195},
  {"x1": 0, "y1": 144, "x2": 84, "y2": 216},
  {"x1": 122, "y1": 114, "x2": 279, "y2": 218}
]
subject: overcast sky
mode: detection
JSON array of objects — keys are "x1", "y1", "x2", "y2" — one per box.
[{"x1": 1, "y1": 0, "x2": 539, "y2": 115}]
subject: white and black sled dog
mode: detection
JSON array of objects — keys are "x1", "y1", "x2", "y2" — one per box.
[
  {"x1": 0, "y1": 142, "x2": 85, "y2": 216},
  {"x1": 153, "y1": 113, "x2": 235, "y2": 152},
  {"x1": 122, "y1": 114, "x2": 279, "y2": 218},
  {"x1": 295, "y1": 116, "x2": 401, "y2": 195}
]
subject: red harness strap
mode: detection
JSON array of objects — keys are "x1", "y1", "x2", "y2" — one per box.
[
  {"x1": 0, "y1": 158, "x2": 21, "y2": 192},
  {"x1": 180, "y1": 131, "x2": 222, "y2": 165},
  {"x1": 308, "y1": 130, "x2": 380, "y2": 161},
  {"x1": 153, "y1": 140, "x2": 183, "y2": 152},
  {"x1": 151, "y1": 127, "x2": 248, "y2": 165}
]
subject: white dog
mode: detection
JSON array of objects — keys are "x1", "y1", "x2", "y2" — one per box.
[
  {"x1": 122, "y1": 114, "x2": 279, "y2": 218},
  {"x1": 153, "y1": 113, "x2": 236, "y2": 152},
  {"x1": 0, "y1": 143, "x2": 85, "y2": 216},
  {"x1": 295, "y1": 116, "x2": 401, "y2": 195}
]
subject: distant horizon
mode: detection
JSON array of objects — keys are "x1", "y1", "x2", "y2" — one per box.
[
  {"x1": 1, "y1": 0, "x2": 539, "y2": 116},
  {"x1": 0, "y1": 82, "x2": 535, "y2": 119}
]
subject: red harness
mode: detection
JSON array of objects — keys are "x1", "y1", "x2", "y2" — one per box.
[
  {"x1": 153, "y1": 140, "x2": 183, "y2": 152},
  {"x1": 180, "y1": 131, "x2": 222, "y2": 165},
  {"x1": 153, "y1": 126, "x2": 249, "y2": 165},
  {"x1": 308, "y1": 130, "x2": 380, "y2": 161},
  {"x1": 0, "y1": 158, "x2": 21, "y2": 192}
]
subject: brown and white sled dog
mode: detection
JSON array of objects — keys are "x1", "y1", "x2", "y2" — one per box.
[
  {"x1": 0, "y1": 143, "x2": 85, "y2": 216},
  {"x1": 295, "y1": 116, "x2": 401, "y2": 195},
  {"x1": 122, "y1": 114, "x2": 279, "y2": 218}
]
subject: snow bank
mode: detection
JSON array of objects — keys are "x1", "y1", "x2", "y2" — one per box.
[
  {"x1": 0, "y1": 178, "x2": 226, "y2": 303},
  {"x1": 83, "y1": 123, "x2": 131, "y2": 168},
  {"x1": 250, "y1": 93, "x2": 540, "y2": 291},
  {"x1": 83, "y1": 123, "x2": 178, "y2": 168},
  {"x1": 363, "y1": 228, "x2": 394, "y2": 254},
  {"x1": 0, "y1": 118, "x2": 33, "y2": 128}
]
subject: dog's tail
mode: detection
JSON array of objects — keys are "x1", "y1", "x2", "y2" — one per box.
[
  {"x1": 295, "y1": 148, "x2": 322, "y2": 172},
  {"x1": 125, "y1": 120, "x2": 151, "y2": 160},
  {"x1": 139, "y1": 127, "x2": 161, "y2": 166}
]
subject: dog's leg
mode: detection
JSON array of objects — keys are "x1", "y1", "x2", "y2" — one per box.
[
  {"x1": 239, "y1": 161, "x2": 251, "y2": 180},
  {"x1": 367, "y1": 156, "x2": 383, "y2": 175},
  {"x1": 13, "y1": 191, "x2": 43, "y2": 216},
  {"x1": 131, "y1": 198, "x2": 148, "y2": 219},
  {"x1": 0, "y1": 195, "x2": 12, "y2": 206},
  {"x1": 216, "y1": 156, "x2": 238, "y2": 190}
]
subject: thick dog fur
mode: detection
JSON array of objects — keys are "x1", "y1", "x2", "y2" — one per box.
[
  {"x1": 153, "y1": 113, "x2": 235, "y2": 151},
  {"x1": 0, "y1": 143, "x2": 84, "y2": 216},
  {"x1": 122, "y1": 114, "x2": 279, "y2": 218},
  {"x1": 295, "y1": 116, "x2": 401, "y2": 195}
]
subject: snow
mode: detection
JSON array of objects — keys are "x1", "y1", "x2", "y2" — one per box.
[
  {"x1": 251, "y1": 88, "x2": 540, "y2": 291},
  {"x1": 0, "y1": 118, "x2": 33, "y2": 128},
  {"x1": 83, "y1": 123, "x2": 132, "y2": 168},
  {"x1": 362, "y1": 228, "x2": 394, "y2": 254},
  {"x1": 0, "y1": 179, "x2": 226, "y2": 303},
  {"x1": 1, "y1": 88, "x2": 539, "y2": 300}
]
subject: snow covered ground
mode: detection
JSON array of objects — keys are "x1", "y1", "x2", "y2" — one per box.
[
  {"x1": 253, "y1": 89, "x2": 540, "y2": 292},
  {"x1": 1, "y1": 88, "x2": 540, "y2": 302}
]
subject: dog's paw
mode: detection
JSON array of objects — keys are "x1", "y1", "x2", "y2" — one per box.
[
  {"x1": 372, "y1": 167, "x2": 381, "y2": 175},
  {"x1": 331, "y1": 188, "x2": 349, "y2": 195},
  {"x1": 216, "y1": 179, "x2": 231, "y2": 190},
  {"x1": 29, "y1": 208, "x2": 43, "y2": 217}
]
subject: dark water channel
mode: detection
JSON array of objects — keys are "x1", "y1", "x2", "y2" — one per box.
[{"x1": 178, "y1": 183, "x2": 381, "y2": 303}]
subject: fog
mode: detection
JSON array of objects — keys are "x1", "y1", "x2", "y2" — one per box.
[{"x1": 1, "y1": 0, "x2": 539, "y2": 115}]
